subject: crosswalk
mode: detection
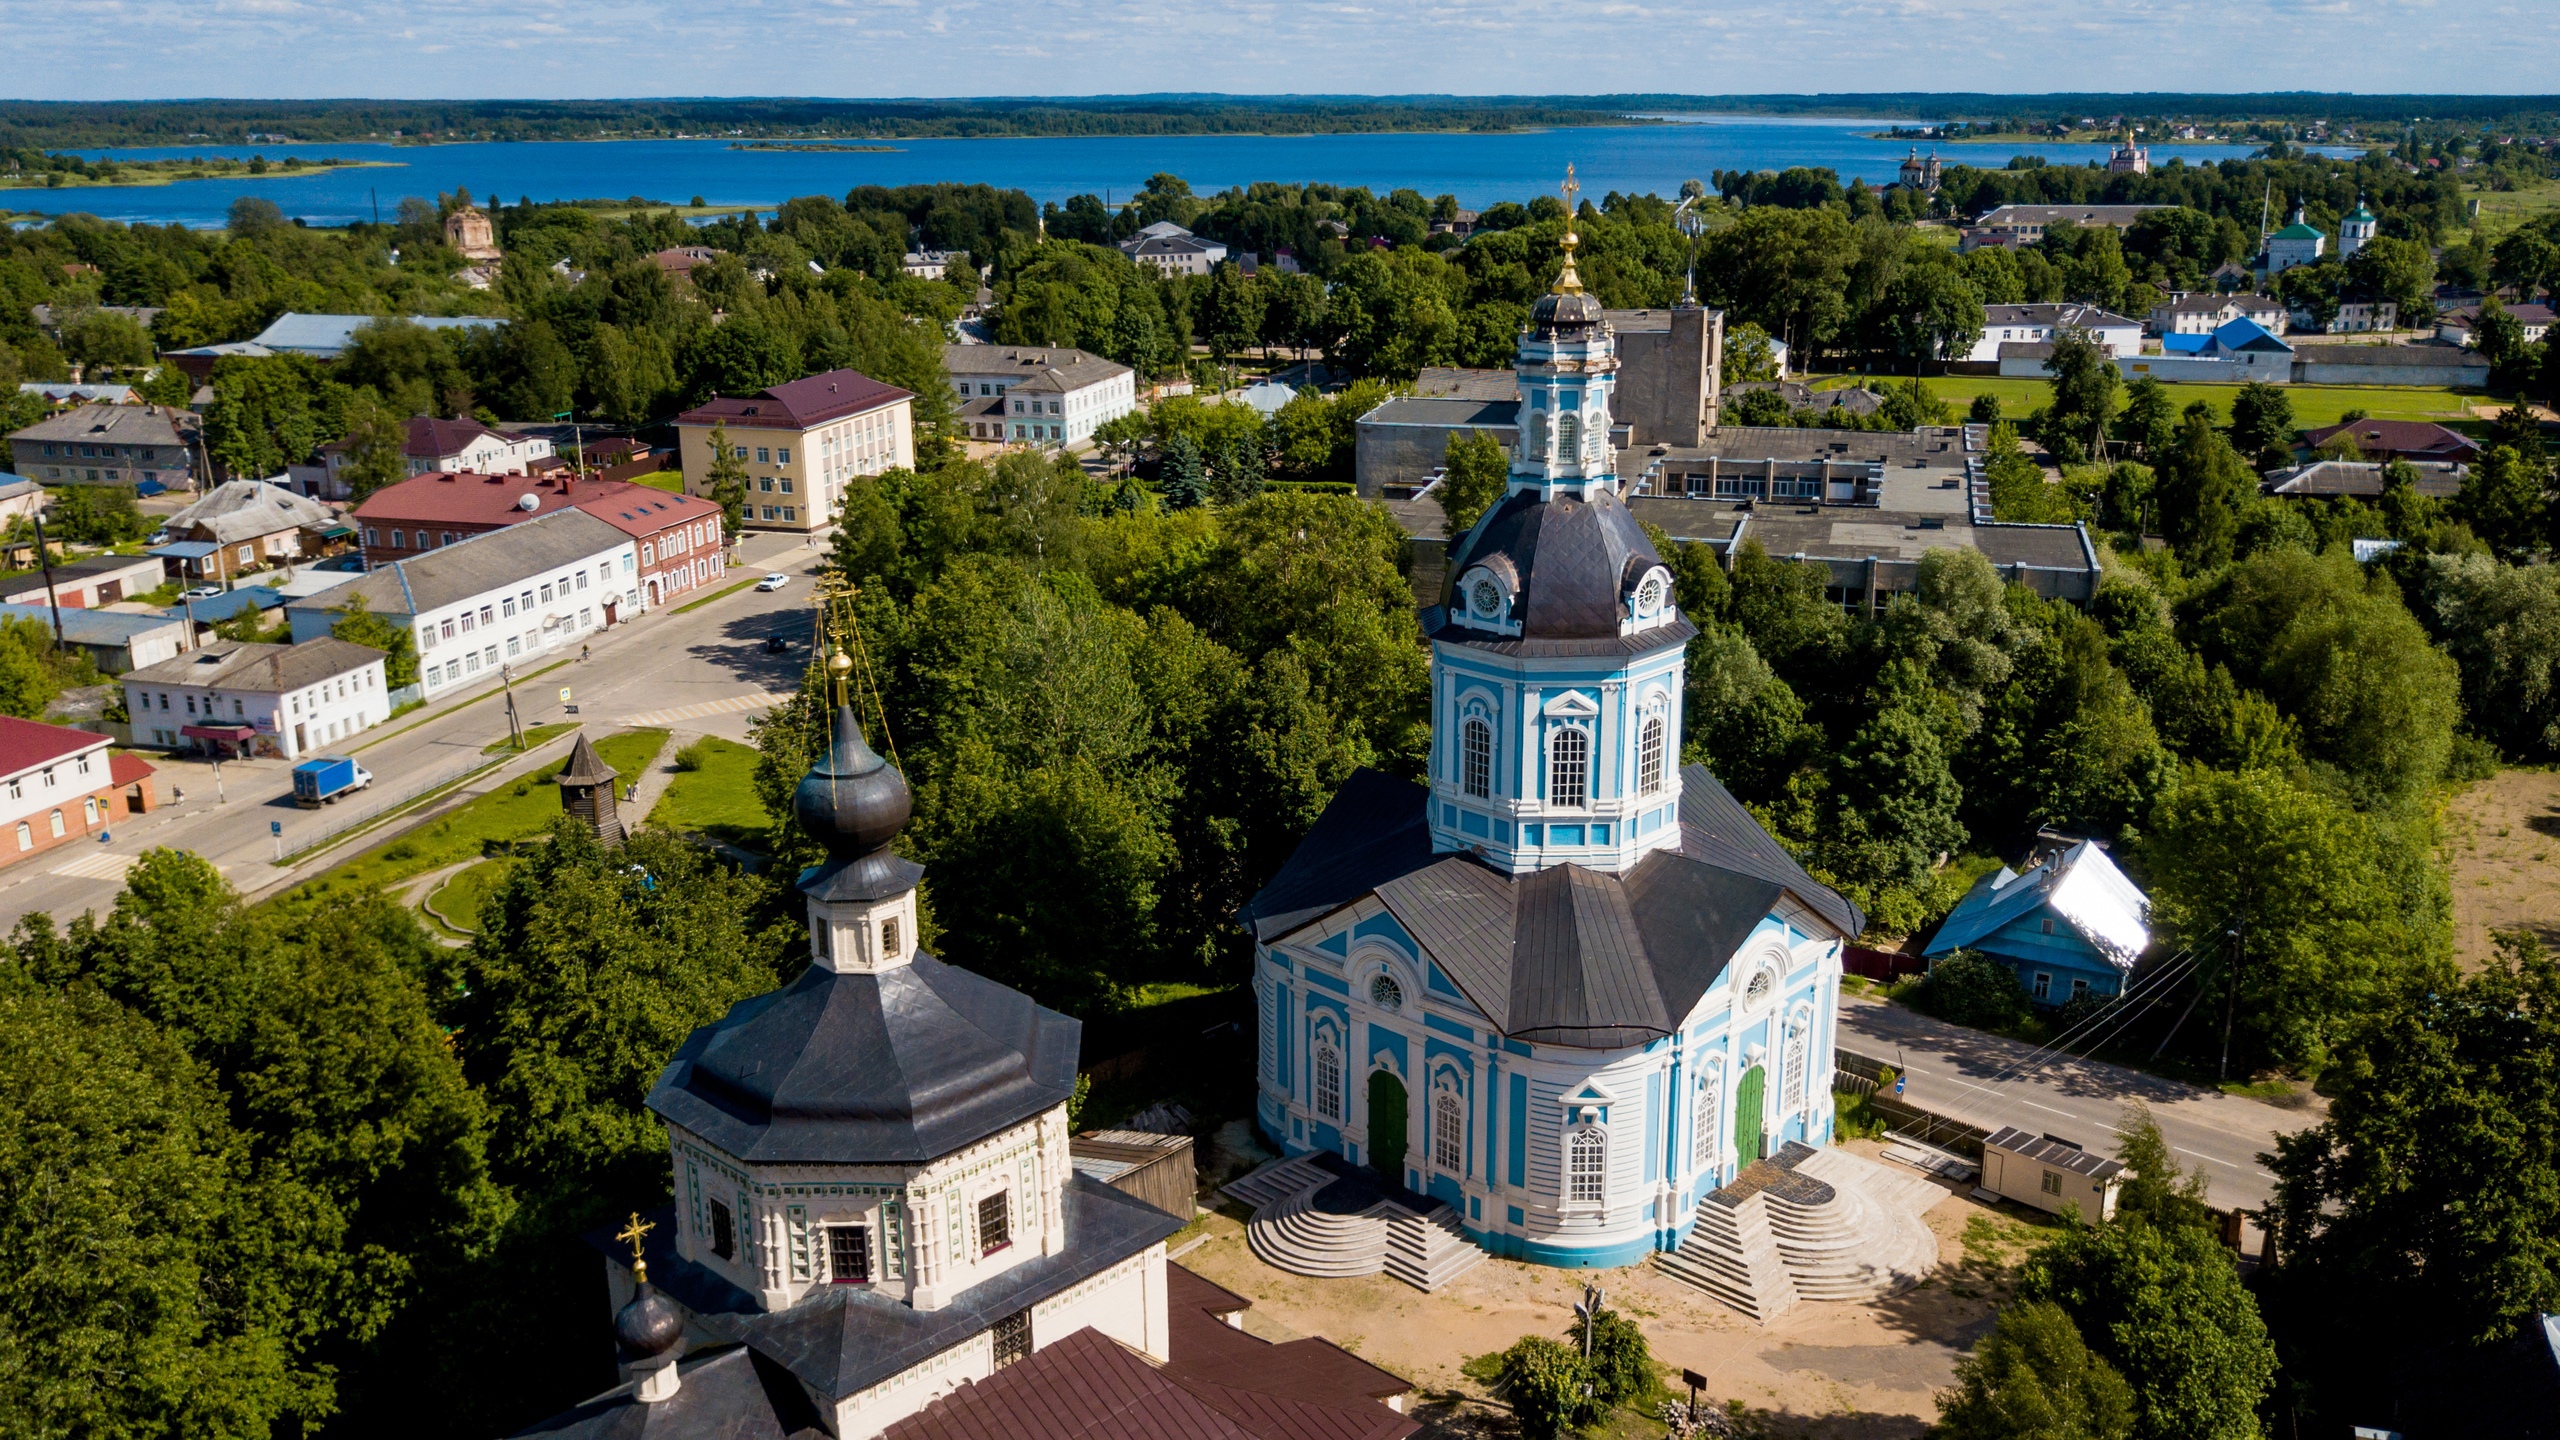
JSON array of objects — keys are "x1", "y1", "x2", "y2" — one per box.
[
  {"x1": 618, "y1": 690, "x2": 793, "y2": 728},
  {"x1": 51, "y1": 849, "x2": 143, "y2": 882}
]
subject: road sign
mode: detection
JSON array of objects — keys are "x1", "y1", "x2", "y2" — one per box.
[
  {"x1": 559, "y1": 687, "x2": 572, "y2": 703},
  {"x1": 1895, "y1": 1073, "x2": 1907, "y2": 1096},
  {"x1": 270, "y1": 820, "x2": 282, "y2": 836}
]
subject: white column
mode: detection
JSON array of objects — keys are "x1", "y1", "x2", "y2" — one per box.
[{"x1": 756, "y1": 1199, "x2": 788, "y2": 1307}]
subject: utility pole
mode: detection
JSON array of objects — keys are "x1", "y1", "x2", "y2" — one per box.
[
  {"x1": 499, "y1": 663, "x2": 525, "y2": 750},
  {"x1": 29, "y1": 513, "x2": 63, "y2": 651},
  {"x1": 2218, "y1": 918, "x2": 2244, "y2": 1081}
]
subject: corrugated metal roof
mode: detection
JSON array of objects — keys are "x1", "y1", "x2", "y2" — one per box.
[
  {"x1": 285, "y1": 508, "x2": 628, "y2": 621},
  {"x1": 1926, "y1": 840, "x2": 2147, "y2": 969},
  {"x1": 1986, "y1": 1126, "x2": 2128, "y2": 1180}
]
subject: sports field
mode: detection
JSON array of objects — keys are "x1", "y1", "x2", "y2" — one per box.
[{"x1": 1811, "y1": 373, "x2": 2481, "y2": 428}]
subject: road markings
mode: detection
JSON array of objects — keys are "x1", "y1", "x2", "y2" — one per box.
[
  {"x1": 618, "y1": 691, "x2": 792, "y2": 727},
  {"x1": 50, "y1": 850, "x2": 142, "y2": 881}
]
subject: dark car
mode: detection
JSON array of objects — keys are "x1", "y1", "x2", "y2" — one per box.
[{"x1": 762, "y1": 634, "x2": 790, "y2": 654}]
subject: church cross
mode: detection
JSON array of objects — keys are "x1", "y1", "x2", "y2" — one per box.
[
  {"x1": 617, "y1": 1211, "x2": 655, "y2": 1282},
  {"x1": 1562, "y1": 163, "x2": 1579, "y2": 214}
]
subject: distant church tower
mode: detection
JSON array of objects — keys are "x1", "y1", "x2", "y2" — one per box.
[
  {"x1": 2339, "y1": 198, "x2": 2379, "y2": 259},
  {"x1": 555, "y1": 731, "x2": 625, "y2": 845}
]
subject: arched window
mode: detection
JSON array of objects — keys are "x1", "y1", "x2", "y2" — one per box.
[
  {"x1": 1568, "y1": 1127, "x2": 1607, "y2": 1203},
  {"x1": 1462, "y1": 717, "x2": 1493, "y2": 798},
  {"x1": 1433, "y1": 1087, "x2": 1463, "y2": 1173},
  {"x1": 1556, "y1": 412, "x2": 1580, "y2": 458},
  {"x1": 1693, "y1": 1070, "x2": 1720, "y2": 1171},
  {"x1": 47, "y1": 809, "x2": 63, "y2": 839},
  {"x1": 1369, "y1": 974, "x2": 1403, "y2": 1012},
  {"x1": 12, "y1": 822, "x2": 27, "y2": 851},
  {"x1": 1548, "y1": 727, "x2": 1589, "y2": 809},
  {"x1": 1314, "y1": 1042, "x2": 1343, "y2": 1120},
  {"x1": 1783, "y1": 1017, "x2": 1809, "y2": 1112},
  {"x1": 1638, "y1": 714, "x2": 1666, "y2": 795}
]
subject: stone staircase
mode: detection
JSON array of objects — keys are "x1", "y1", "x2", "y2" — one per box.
[
  {"x1": 1656, "y1": 1188, "x2": 1802, "y2": 1323},
  {"x1": 1383, "y1": 1203, "x2": 1487, "y2": 1292},
  {"x1": 1221, "y1": 1155, "x2": 1333, "y2": 1211},
  {"x1": 1246, "y1": 1185, "x2": 1391, "y2": 1278},
  {"x1": 1656, "y1": 1142, "x2": 1947, "y2": 1323}
]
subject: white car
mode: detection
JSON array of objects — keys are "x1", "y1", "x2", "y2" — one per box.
[
  {"x1": 755, "y1": 573, "x2": 790, "y2": 592},
  {"x1": 180, "y1": 585, "x2": 224, "y2": 601}
]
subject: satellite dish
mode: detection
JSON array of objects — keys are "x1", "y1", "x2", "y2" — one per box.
[{"x1": 516, "y1": 492, "x2": 540, "y2": 512}]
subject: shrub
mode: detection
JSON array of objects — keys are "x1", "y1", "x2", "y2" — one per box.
[
  {"x1": 1913, "y1": 950, "x2": 2031, "y2": 1030},
  {"x1": 673, "y1": 738, "x2": 715, "y2": 773},
  {"x1": 1496, "y1": 1335, "x2": 1594, "y2": 1440},
  {"x1": 1569, "y1": 1305, "x2": 1655, "y2": 1409}
]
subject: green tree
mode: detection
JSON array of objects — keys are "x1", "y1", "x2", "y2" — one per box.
[
  {"x1": 701, "y1": 418, "x2": 749, "y2": 539},
  {"x1": 1817, "y1": 703, "x2": 1967, "y2": 905},
  {"x1": 2140, "y1": 766, "x2": 2413, "y2": 1076},
  {"x1": 1436, "y1": 427, "x2": 1509, "y2": 540},
  {"x1": 2227, "y1": 381, "x2": 2297, "y2": 469},
  {"x1": 2041, "y1": 326, "x2": 2120, "y2": 465},
  {"x1": 2020, "y1": 1216, "x2": 2275, "y2": 1440},
  {"x1": 335, "y1": 395, "x2": 409, "y2": 501},
  {"x1": 1568, "y1": 1302, "x2": 1654, "y2": 1409},
  {"x1": 1913, "y1": 951, "x2": 2031, "y2": 1030},
  {"x1": 329, "y1": 594, "x2": 419, "y2": 687},
  {"x1": 1495, "y1": 1334, "x2": 1597, "y2": 1440},
  {"x1": 2343, "y1": 235, "x2": 2436, "y2": 322},
  {"x1": 0, "y1": 617, "x2": 66, "y2": 719},
  {"x1": 2450, "y1": 444, "x2": 2550, "y2": 561},
  {"x1": 1932, "y1": 1301, "x2": 2136, "y2": 1440},
  {"x1": 2113, "y1": 375, "x2": 2176, "y2": 464},
  {"x1": 2407, "y1": 551, "x2": 2560, "y2": 759},
  {"x1": 2110, "y1": 1102, "x2": 2213, "y2": 1235},
  {"x1": 1157, "y1": 433, "x2": 1207, "y2": 510},
  {"x1": 2155, "y1": 409, "x2": 2257, "y2": 567}
]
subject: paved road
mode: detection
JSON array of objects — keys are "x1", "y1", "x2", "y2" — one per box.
[
  {"x1": 0, "y1": 531, "x2": 833, "y2": 927},
  {"x1": 1839, "y1": 994, "x2": 2313, "y2": 1212}
]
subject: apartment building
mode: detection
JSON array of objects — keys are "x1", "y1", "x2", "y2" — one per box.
[
  {"x1": 673, "y1": 369, "x2": 914, "y2": 534},
  {"x1": 5, "y1": 403, "x2": 197, "y2": 489},
  {"x1": 0, "y1": 717, "x2": 155, "y2": 870},
  {"x1": 355, "y1": 469, "x2": 723, "y2": 609},
  {"x1": 942, "y1": 345, "x2": 1137, "y2": 448}
]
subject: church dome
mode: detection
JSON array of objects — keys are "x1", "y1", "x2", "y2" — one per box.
[
  {"x1": 614, "y1": 1283, "x2": 683, "y2": 1360},
  {"x1": 1531, "y1": 288, "x2": 1605, "y2": 337},
  {"x1": 792, "y1": 704, "x2": 910, "y2": 857},
  {"x1": 1438, "y1": 485, "x2": 1682, "y2": 644}
]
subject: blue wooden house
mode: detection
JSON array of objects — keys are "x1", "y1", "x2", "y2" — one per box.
[{"x1": 1923, "y1": 841, "x2": 2149, "y2": 1006}]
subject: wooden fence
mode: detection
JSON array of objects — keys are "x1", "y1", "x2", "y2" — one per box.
[{"x1": 1843, "y1": 945, "x2": 1927, "y2": 982}]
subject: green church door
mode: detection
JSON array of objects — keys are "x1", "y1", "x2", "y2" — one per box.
[
  {"x1": 1367, "y1": 1070, "x2": 1409, "y2": 1185},
  {"x1": 1733, "y1": 1065, "x2": 1766, "y2": 1163}
]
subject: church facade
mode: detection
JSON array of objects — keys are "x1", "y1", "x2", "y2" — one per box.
[{"x1": 1242, "y1": 196, "x2": 1864, "y2": 1270}]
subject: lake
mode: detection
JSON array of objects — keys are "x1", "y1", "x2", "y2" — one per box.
[{"x1": 20, "y1": 117, "x2": 2348, "y2": 229}]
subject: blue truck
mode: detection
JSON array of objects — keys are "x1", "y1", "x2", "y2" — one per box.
[{"x1": 291, "y1": 756, "x2": 373, "y2": 808}]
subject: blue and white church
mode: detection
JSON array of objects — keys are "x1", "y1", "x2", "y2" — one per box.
[{"x1": 1240, "y1": 204, "x2": 1870, "y2": 1273}]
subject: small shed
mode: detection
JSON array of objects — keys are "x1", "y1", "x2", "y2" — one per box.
[
  {"x1": 1983, "y1": 1126, "x2": 2127, "y2": 1221},
  {"x1": 1070, "y1": 1129, "x2": 1196, "y2": 1221}
]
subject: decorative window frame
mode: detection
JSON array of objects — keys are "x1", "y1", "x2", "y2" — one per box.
[
  {"x1": 1635, "y1": 700, "x2": 1669, "y2": 797},
  {"x1": 1545, "y1": 722, "x2": 1593, "y2": 811},
  {"x1": 1428, "y1": 1065, "x2": 1467, "y2": 1178},
  {"x1": 1740, "y1": 948, "x2": 1786, "y2": 1015},
  {"x1": 1309, "y1": 1016, "x2": 1346, "y2": 1121},
  {"x1": 1565, "y1": 1121, "x2": 1609, "y2": 1211},
  {"x1": 1457, "y1": 697, "x2": 1499, "y2": 800},
  {"x1": 1691, "y1": 1062, "x2": 1723, "y2": 1176},
  {"x1": 1781, "y1": 1002, "x2": 1815, "y2": 1116}
]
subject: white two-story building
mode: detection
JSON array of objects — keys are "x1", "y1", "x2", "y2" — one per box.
[
  {"x1": 943, "y1": 345, "x2": 1137, "y2": 449},
  {"x1": 285, "y1": 508, "x2": 638, "y2": 703},
  {"x1": 123, "y1": 638, "x2": 390, "y2": 759}
]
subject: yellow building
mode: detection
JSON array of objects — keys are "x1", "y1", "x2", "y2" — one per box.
[{"x1": 673, "y1": 369, "x2": 916, "y2": 534}]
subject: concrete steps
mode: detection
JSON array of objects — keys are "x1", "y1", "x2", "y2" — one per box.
[
  {"x1": 1220, "y1": 1155, "x2": 1332, "y2": 1212},
  {"x1": 1656, "y1": 1191, "x2": 1801, "y2": 1324},
  {"x1": 1384, "y1": 1203, "x2": 1486, "y2": 1292},
  {"x1": 1246, "y1": 1187, "x2": 1390, "y2": 1278}
]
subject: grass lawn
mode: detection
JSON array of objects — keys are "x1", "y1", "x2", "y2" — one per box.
[
  {"x1": 422, "y1": 857, "x2": 511, "y2": 937},
  {"x1": 631, "y1": 471, "x2": 685, "y2": 494},
  {"x1": 1815, "y1": 373, "x2": 2480, "y2": 428},
  {"x1": 672, "y1": 575, "x2": 760, "y2": 615},
  {"x1": 2466, "y1": 175, "x2": 2560, "y2": 243},
  {"x1": 267, "y1": 727, "x2": 668, "y2": 916},
  {"x1": 484, "y1": 722, "x2": 577, "y2": 755},
  {"x1": 646, "y1": 735, "x2": 769, "y2": 847}
]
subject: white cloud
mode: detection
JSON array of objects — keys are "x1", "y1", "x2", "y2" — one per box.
[{"x1": 0, "y1": 0, "x2": 2551, "y2": 97}]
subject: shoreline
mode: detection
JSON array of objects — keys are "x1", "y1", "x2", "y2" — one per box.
[
  {"x1": 65, "y1": 117, "x2": 1663, "y2": 154},
  {"x1": 2, "y1": 158, "x2": 402, "y2": 191}
]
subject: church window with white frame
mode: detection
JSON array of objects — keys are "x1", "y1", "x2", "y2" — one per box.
[
  {"x1": 1369, "y1": 973, "x2": 1403, "y2": 1012},
  {"x1": 1433, "y1": 1086, "x2": 1463, "y2": 1173},
  {"x1": 1548, "y1": 726, "x2": 1589, "y2": 809},
  {"x1": 1692, "y1": 1069, "x2": 1719, "y2": 1170},
  {"x1": 1556, "y1": 411, "x2": 1580, "y2": 457},
  {"x1": 1783, "y1": 1014, "x2": 1810, "y2": 1111},
  {"x1": 1314, "y1": 1040, "x2": 1343, "y2": 1120},
  {"x1": 1568, "y1": 1126, "x2": 1607, "y2": 1203},
  {"x1": 1462, "y1": 716, "x2": 1493, "y2": 798},
  {"x1": 1638, "y1": 712, "x2": 1666, "y2": 794}
]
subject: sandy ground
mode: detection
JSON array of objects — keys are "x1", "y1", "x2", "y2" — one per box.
[
  {"x1": 1181, "y1": 1139, "x2": 2050, "y2": 1438},
  {"x1": 2442, "y1": 768, "x2": 2560, "y2": 968}
]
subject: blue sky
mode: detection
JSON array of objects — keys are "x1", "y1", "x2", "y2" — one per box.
[{"x1": 11, "y1": 0, "x2": 2557, "y2": 100}]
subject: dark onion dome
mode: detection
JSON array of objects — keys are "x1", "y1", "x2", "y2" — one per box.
[
  {"x1": 614, "y1": 1281, "x2": 684, "y2": 1360},
  {"x1": 1529, "y1": 287, "x2": 1605, "y2": 337},
  {"x1": 646, "y1": 947, "x2": 1081, "y2": 1165},
  {"x1": 1433, "y1": 485, "x2": 1692, "y2": 647},
  {"x1": 793, "y1": 704, "x2": 910, "y2": 858}
]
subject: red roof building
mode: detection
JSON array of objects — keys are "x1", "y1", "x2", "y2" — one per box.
[
  {"x1": 0, "y1": 716, "x2": 154, "y2": 870},
  {"x1": 673, "y1": 368, "x2": 915, "y2": 536},
  {"x1": 2298, "y1": 419, "x2": 2482, "y2": 465},
  {"x1": 353, "y1": 472, "x2": 725, "y2": 610}
]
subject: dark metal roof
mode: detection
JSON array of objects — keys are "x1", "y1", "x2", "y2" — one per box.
[
  {"x1": 507, "y1": 1343, "x2": 829, "y2": 1440},
  {"x1": 1986, "y1": 1126, "x2": 2128, "y2": 1181},
  {"x1": 1434, "y1": 486, "x2": 1667, "y2": 642},
  {"x1": 1240, "y1": 766, "x2": 1863, "y2": 1047},
  {"x1": 558, "y1": 732, "x2": 618, "y2": 786},
  {"x1": 647, "y1": 949, "x2": 1080, "y2": 1165},
  {"x1": 886, "y1": 1326, "x2": 1256, "y2": 1440}
]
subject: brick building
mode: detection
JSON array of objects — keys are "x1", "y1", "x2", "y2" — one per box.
[{"x1": 0, "y1": 716, "x2": 155, "y2": 870}]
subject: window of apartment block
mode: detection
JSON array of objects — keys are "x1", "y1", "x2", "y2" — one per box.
[
  {"x1": 755, "y1": 448, "x2": 770, "y2": 463},
  {"x1": 777, "y1": 448, "x2": 790, "y2": 462}
]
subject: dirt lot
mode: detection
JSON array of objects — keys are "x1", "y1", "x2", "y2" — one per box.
[
  {"x1": 2442, "y1": 769, "x2": 2560, "y2": 967},
  {"x1": 1179, "y1": 1140, "x2": 2053, "y2": 1438}
]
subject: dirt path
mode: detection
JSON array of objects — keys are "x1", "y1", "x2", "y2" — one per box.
[
  {"x1": 622, "y1": 729, "x2": 685, "y2": 829},
  {"x1": 2442, "y1": 768, "x2": 2560, "y2": 967},
  {"x1": 1185, "y1": 1140, "x2": 2019, "y2": 1438}
]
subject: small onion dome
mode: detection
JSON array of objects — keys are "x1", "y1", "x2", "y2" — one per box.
[
  {"x1": 792, "y1": 704, "x2": 910, "y2": 858},
  {"x1": 614, "y1": 1280, "x2": 683, "y2": 1360}
]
